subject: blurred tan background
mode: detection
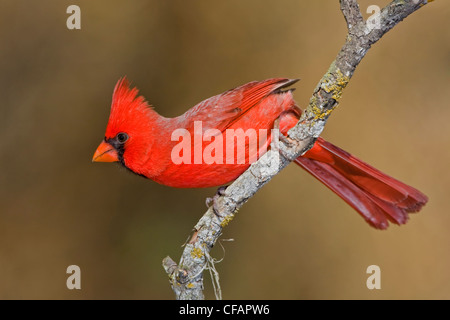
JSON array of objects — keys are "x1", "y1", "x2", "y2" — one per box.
[{"x1": 0, "y1": 0, "x2": 449, "y2": 299}]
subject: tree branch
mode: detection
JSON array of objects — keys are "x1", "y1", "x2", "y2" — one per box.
[{"x1": 162, "y1": 0, "x2": 434, "y2": 300}]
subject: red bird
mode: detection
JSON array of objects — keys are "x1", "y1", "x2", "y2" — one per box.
[{"x1": 93, "y1": 78, "x2": 427, "y2": 229}]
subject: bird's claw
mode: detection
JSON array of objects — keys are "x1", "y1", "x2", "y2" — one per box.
[
  {"x1": 273, "y1": 116, "x2": 300, "y2": 160},
  {"x1": 206, "y1": 186, "x2": 228, "y2": 217}
]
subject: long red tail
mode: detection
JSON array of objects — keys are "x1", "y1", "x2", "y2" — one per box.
[{"x1": 296, "y1": 138, "x2": 428, "y2": 229}]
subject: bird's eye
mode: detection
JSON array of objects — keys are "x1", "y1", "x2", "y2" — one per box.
[{"x1": 116, "y1": 132, "x2": 129, "y2": 144}]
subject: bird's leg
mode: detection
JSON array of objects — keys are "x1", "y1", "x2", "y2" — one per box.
[
  {"x1": 272, "y1": 116, "x2": 300, "y2": 161},
  {"x1": 206, "y1": 185, "x2": 228, "y2": 217}
]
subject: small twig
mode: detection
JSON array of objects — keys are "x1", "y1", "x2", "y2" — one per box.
[
  {"x1": 340, "y1": 0, "x2": 364, "y2": 32},
  {"x1": 205, "y1": 251, "x2": 222, "y2": 300}
]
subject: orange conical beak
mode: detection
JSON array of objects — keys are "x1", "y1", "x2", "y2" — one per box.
[{"x1": 92, "y1": 140, "x2": 119, "y2": 162}]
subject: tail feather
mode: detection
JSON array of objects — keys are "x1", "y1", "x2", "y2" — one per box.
[
  {"x1": 296, "y1": 138, "x2": 428, "y2": 229},
  {"x1": 315, "y1": 138, "x2": 427, "y2": 210}
]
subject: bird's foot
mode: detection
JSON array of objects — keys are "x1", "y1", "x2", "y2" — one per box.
[
  {"x1": 272, "y1": 117, "x2": 301, "y2": 161},
  {"x1": 206, "y1": 186, "x2": 228, "y2": 217}
]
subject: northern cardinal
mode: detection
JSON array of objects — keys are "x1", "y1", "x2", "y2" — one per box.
[{"x1": 93, "y1": 78, "x2": 427, "y2": 229}]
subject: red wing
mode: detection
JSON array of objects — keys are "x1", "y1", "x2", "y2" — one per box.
[{"x1": 178, "y1": 78, "x2": 299, "y2": 133}]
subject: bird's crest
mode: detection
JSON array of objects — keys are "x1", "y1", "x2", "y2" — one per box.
[
  {"x1": 105, "y1": 77, "x2": 154, "y2": 139},
  {"x1": 111, "y1": 77, "x2": 150, "y2": 115}
]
